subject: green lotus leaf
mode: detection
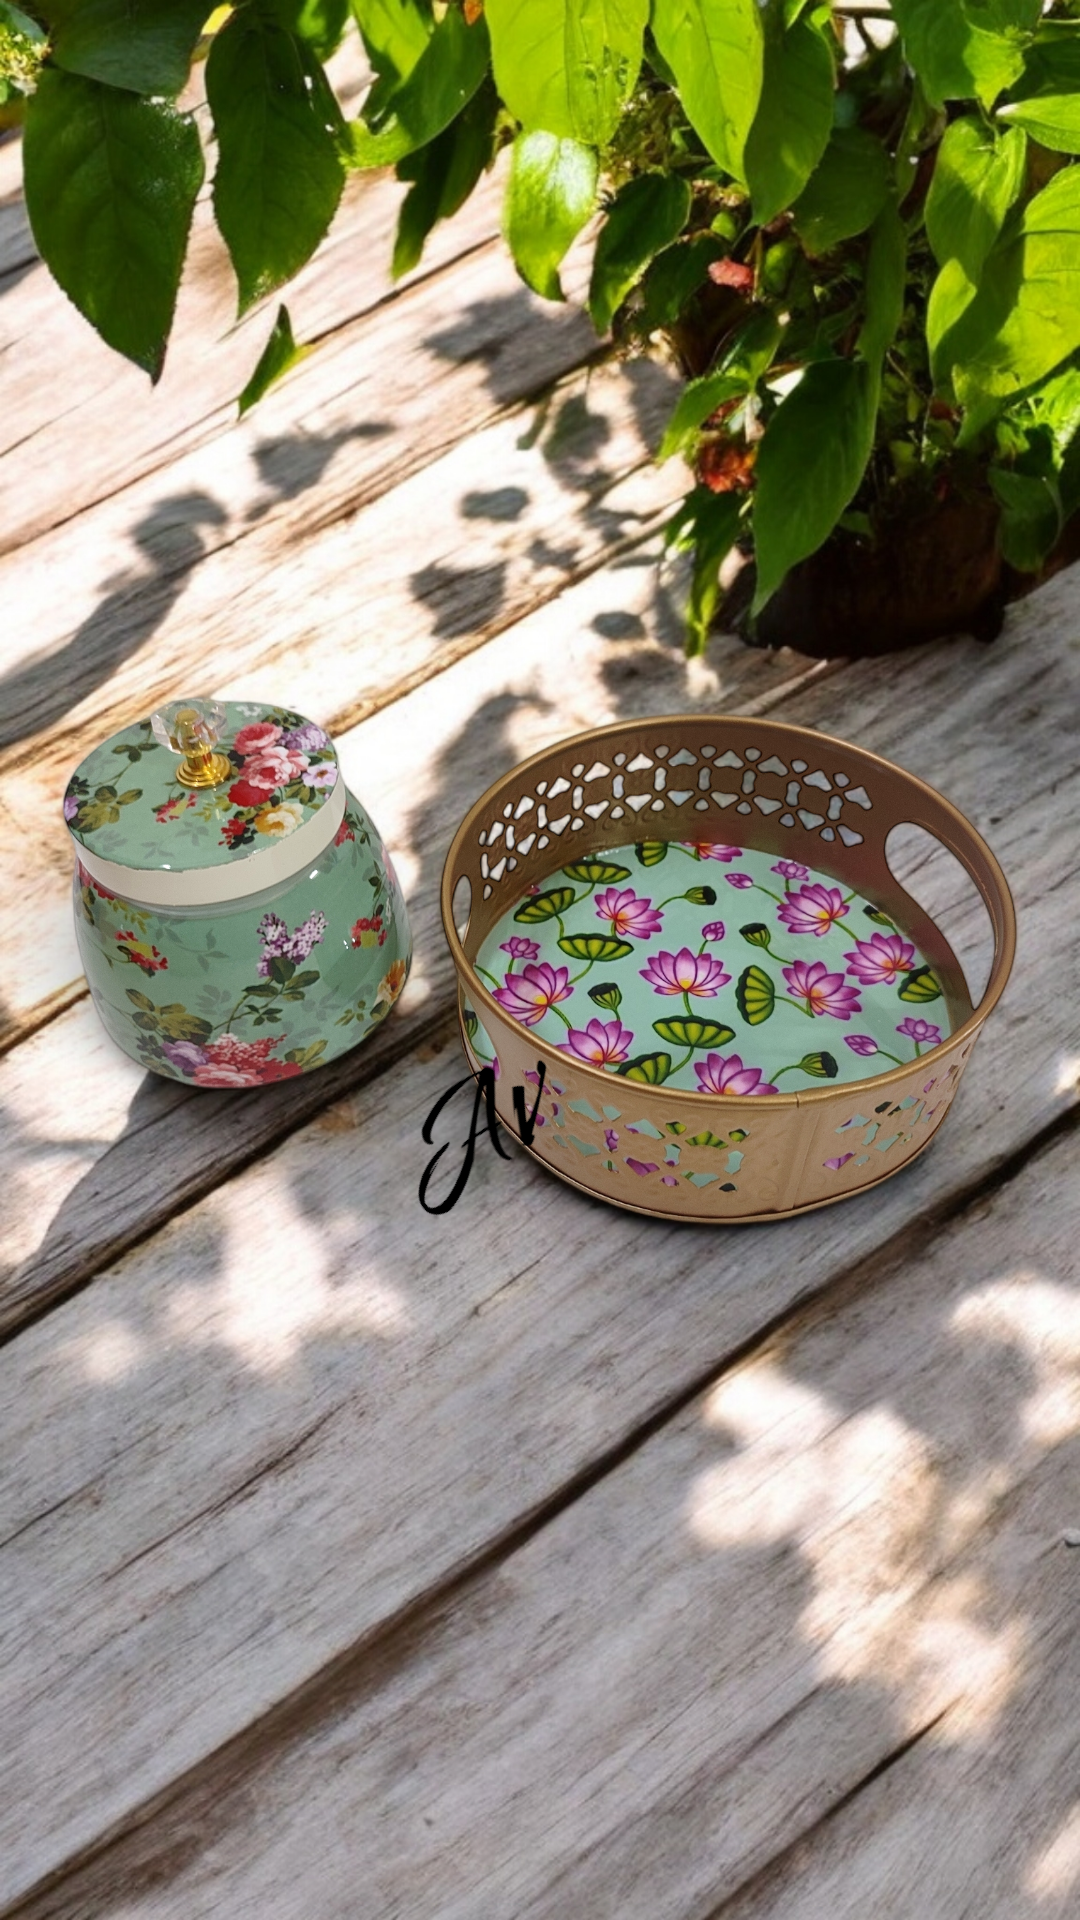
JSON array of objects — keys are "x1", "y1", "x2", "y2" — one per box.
[
  {"x1": 797, "y1": 1050, "x2": 838, "y2": 1079},
  {"x1": 688, "y1": 1129, "x2": 726, "y2": 1148},
  {"x1": 684, "y1": 885, "x2": 718, "y2": 905},
  {"x1": 514, "y1": 885, "x2": 576, "y2": 922},
  {"x1": 665, "y1": 1120, "x2": 686, "y2": 1133},
  {"x1": 898, "y1": 966, "x2": 943, "y2": 1003},
  {"x1": 864, "y1": 904, "x2": 895, "y2": 927},
  {"x1": 562, "y1": 859, "x2": 632, "y2": 884},
  {"x1": 588, "y1": 981, "x2": 623, "y2": 1012},
  {"x1": 463, "y1": 1009, "x2": 479, "y2": 1038},
  {"x1": 652, "y1": 1017, "x2": 736, "y2": 1048},
  {"x1": 729, "y1": 1127, "x2": 748, "y2": 1142},
  {"x1": 558, "y1": 934, "x2": 635, "y2": 961},
  {"x1": 618, "y1": 1050, "x2": 672, "y2": 1084},
  {"x1": 635, "y1": 839, "x2": 669, "y2": 867},
  {"x1": 740, "y1": 922, "x2": 773, "y2": 948},
  {"x1": 736, "y1": 963, "x2": 776, "y2": 1024}
]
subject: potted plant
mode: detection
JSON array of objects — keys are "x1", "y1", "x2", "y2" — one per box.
[{"x1": 4, "y1": 0, "x2": 1080, "y2": 657}]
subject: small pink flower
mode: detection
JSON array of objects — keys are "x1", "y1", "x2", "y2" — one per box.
[
  {"x1": 604, "y1": 1128, "x2": 619, "y2": 1151},
  {"x1": 640, "y1": 948, "x2": 731, "y2": 997},
  {"x1": 725, "y1": 873, "x2": 754, "y2": 889},
  {"x1": 844, "y1": 1034, "x2": 880, "y2": 1058},
  {"x1": 772, "y1": 860, "x2": 809, "y2": 882},
  {"x1": 242, "y1": 745, "x2": 308, "y2": 791},
  {"x1": 844, "y1": 932, "x2": 917, "y2": 985},
  {"x1": 306, "y1": 763, "x2": 338, "y2": 789},
  {"x1": 595, "y1": 887, "x2": 664, "y2": 939},
  {"x1": 626, "y1": 1158, "x2": 659, "y2": 1176},
  {"x1": 694, "y1": 1051, "x2": 778, "y2": 1096},
  {"x1": 685, "y1": 842, "x2": 742, "y2": 862},
  {"x1": 824, "y1": 1153, "x2": 856, "y2": 1171},
  {"x1": 783, "y1": 959, "x2": 862, "y2": 1020},
  {"x1": 778, "y1": 883, "x2": 848, "y2": 937},
  {"x1": 233, "y1": 721, "x2": 282, "y2": 756},
  {"x1": 558, "y1": 1018, "x2": 634, "y2": 1066},
  {"x1": 896, "y1": 1016, "x2": 942, "y2": 1046},
  {"x1": 701, "y1": 920, "x2": 726, "y2": 941},
  {"x1": 492, "y1": 961, "x2": 573, "y2": 1027},
  {"x1": 500, "y1": 936, "x2": 541, "y2": 961},
  {"x1": 333, "y1": 818, "x2": 355, "y2": 847}
]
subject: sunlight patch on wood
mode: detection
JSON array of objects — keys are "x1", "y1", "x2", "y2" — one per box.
[
  {"x1": 951, "y1": 1275, "x2": 1080, "y2": 1448},
  {"x1": 1027, "y1": 1802, "x2": 1080, "y2": 1901}
]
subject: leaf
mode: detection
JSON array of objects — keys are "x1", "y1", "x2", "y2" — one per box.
[
  {"x1": 891, "y1": 0, "x2": 1026, "y2": 110},
  {"x1": 683, "y1": 490, "x2": 745, "y2": 657},
  {"x1": 925, "y1": 116, "x2": 1027, "y2": 281},
  {"x1": 990, "y1": 464, "x2": 1061, "y2": 571},
  {"x1": 736, "y1": 963, "x2": 776, "y2": 1025},
  {"x1": 207, "y1": 9, "x2": 345, "y2": 314},
  {"x1": 744, "y1": 17, "x2": 835, "y2": 225},
  {"x1": 503, "y1": 130, "x2": 597, "y2": 301},
  {"x1": 651, "y1": 0, "x2": 764, "y2": 181},
  {"x1": 792, "y1": 128, "x2": 889, "y2": 254},
  {"x1": 158, "y1": 1006, "x2": 214, "y2": 1042},
  {"x1": 927, "y1": 254, "x2": 978, "y2": 384},
  {"x1": 638, "y1": 232, "x2": 726, "y2": 329},
  {"x1": 513, "y1": 885, "x2": 576, "y2": 922},
  {"x1": 898, "y1": 966, "x2": 943, "y2": 1003},
  {"x1": 858, "y1": 197, "x2": 907, "y2": 369},
  {"x1": 289, "y1": 968, "x2": 321, "y2": 989},
  {"x1": 238, "y1": 304, "x2": 309, "y2": 416},
  {"x1": 352, "y1": 0, "x2": 432, "y2": 94},
  {"x1": 125, "y1": 988, "x2": 156, "y2": 1011},
  {"x1": 485, "y1": 0, "x2": 647, "y2": 145},
  {"x1": 635, "y1": 840, "x2": 668, "y2": 867},
  {"x1": 44, "y1": 0, "x2": 210, "y2": 94},
  {"x1": 752, "y1": 358, "x2": 878, "y2": 610},
  {"x1": 797, "y1": 1050, "x2": 838, "y2": 1079},
  {"x1": 392, "y1": 79, "x2": 496, "y2": 277},
  {"x1": 561, "y1": 859, "x2": 632, "y2": 883},
  {"x1": 588, "y1": 171, "x2": 690, "y2": 334},
  {"x1": 999, "y1": 37, "x2": 1080, "y2": 154},
  {"x1": 617, "y1": 1051, "x2": 672, "y2": 1084},
  {"x1": 658, "y1": 311, "x2": 783, "y2": 462},
  {"x1": 271, "y1": 0, "x2": 350, "y2": 59},
  {"x1": 739, "y1": 922, "x2": 773, "y2": 948},
  {"x1": 652, "y1": 1017, "x2": 736, "y2": 1048},
  {"x1": 351, "y1": 5, "x2": 489, "y2": 167},
  {"x1": 945, "y1": 165, "x2": 1080, "y2": 403},
  {"x1": 864, "y1": 905, "x2": 896, "y2": 926},
  {"x1": 268, "y1": 954, "x2": 297, "y2": 984},
  {"x1": 22, "y1": 69, "x2": 203, "y2": 378},
  {"x1": 557, "y1": 934, "x2": 635, "y2": 961},
  {"x1": 588, "y1": 981, "x2": 623, "y2": 1012}
]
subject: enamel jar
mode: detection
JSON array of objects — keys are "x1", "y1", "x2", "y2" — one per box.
[{"x1": 63, "y1": 698, "x2": 411, "y2": 1087}]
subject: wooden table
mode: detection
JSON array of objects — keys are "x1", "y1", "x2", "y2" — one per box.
[{"x1": 2, "y1": 120, "x2": 1078, "y2": 1920}]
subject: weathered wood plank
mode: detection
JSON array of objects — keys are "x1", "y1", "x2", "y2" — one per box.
[{"x1": 4, "y1": 1085, "x2": 1076, "y2": 1917}]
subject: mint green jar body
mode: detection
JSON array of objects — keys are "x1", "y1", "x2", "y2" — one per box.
[{"x1": 73, "y1": 789, "x2": 410, "y2": 1086}]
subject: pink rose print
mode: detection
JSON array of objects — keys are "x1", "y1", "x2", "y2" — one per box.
[
  {"x1": 684, "y1": 842, "x2": 742, "y2": 862},
  {"x1": 114, "y1": 931, "x2": 167, "y2": 973},
  {"x1": 558, "y1": 1018, "x2": 634, "y2": 1066},
  {"x1": 191, "y1": 1035, "x2": 302, "y2": 1087},
  {"x1": 844, "y1": 1034, "x2": 880, "y2": 1057},
  {"x1": 233, "y1": 721, "x2": 282, "y2": 756},
  {"x1": 640, "y1": 948, "x2": 731, "y2": 997},
  {"x1": 492, "y1": 961, "x2": 573, "y2": 1027},
  {"x1": 844, "y1": 932, "x2": 917, "y2": 985},
  {"x1": 333, "y1": 817, "x2": 355, "y2": 847},
  {"x1": 783, "y1": 959, "x2": 862, "y2": 1020},
  {"x1": 228, "y1": 777, "x2": 276, "y2": 808},
  {"x1": 896, "y1": 1016, "x2": 942, "y2": 1046},
  {"x1": 777, "y1": 883, "x2": 848, "y2": 937},
  {"x1": 594, "y1": 887, "x2": 664, "y2": 939},
  {"x1": 725, "y1": 873, "x2": 754, "y2": 889},
  {"x1": 701, "y1": 920, "x2": 726, "y2": 941},
  {"x1": 500, "y1": 936, "x2": 541, "y2": 961},
  {"x1": 772, "y1": 860, "x2": 809, "y2": 882},
  {"x1": 241, "y1": 745, "x2": 308, "y2": 791},
  {"x1": 694, "y1": 1051, "x2": 778, "y2": 1095}
]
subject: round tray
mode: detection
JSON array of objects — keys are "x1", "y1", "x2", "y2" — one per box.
[{"x1": 440, "y1": 716, "x2": 1015, "y2": 1222}]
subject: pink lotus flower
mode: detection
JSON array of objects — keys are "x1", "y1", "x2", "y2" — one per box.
[
  {"x1": 896, "y1": 1016, "x2": 942, "y2": 1046},
  {"x1": 558, "y1": 1018, "x2": 634, "y2": 1066},
  {"x1": 694, "y1": 1051, "x2": 778, "y2": 1095},
  {"x1": 701, "y1": 920, "x2": 726, "y2": 941},
  {"x1": 685, "y1": 842, "x2": 742, "y2": 862},
  {"x1": 844, "y1": 1034, "x2": 880, "y2": 1057},
  {"x1": 492, "y1": 961, "x2": 573, "y2": 1027},
  {"x1": 844, "y1": 931, "x2": 917, "y2": 984},
  {"x1": 626, "y1": 1158, "x2": 659, "y2": 1176},
  {"x1": 233, "y1": 721, "x2": 282, "y2": 756},
  {"x1": 783, "y1": 959, "x2": 862, "y2": 1020},
  {"x1": 500, "y1": 936, "x2": 541, "y2": 961},
  {"x1": 594, "y1": 887, "x2": 664, "y2": 938},
  {"x1": 772, "y1": 860, "x2": 809, "y2": 882},
  {"x1": 778, "y1": 883, "x2": 848, "y2": 937},
  {"x1": 640, "y1": 947, "x2": 731, "y2": 997},
  {"x1": 725, "y1": 872, "x2": 754, "y2": 889}
]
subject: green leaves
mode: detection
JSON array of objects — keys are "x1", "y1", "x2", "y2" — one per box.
[
  {"x1": 486, "y1": 0, "x2": 647, "y2": 145},
  {"x1": 514, "y1": 885, "x2": 576, "y2": 922},
  {"x1": 635, "y1": 840, "x2": 668, "y2": 867},
  {"x1": 739, "y1": 923, "x2": 773, "y2": 949},
  {"x1": 752, "y1": 358, "x2": 878, "y2": 610},
  {"x1": 393, "y1": 82, "x2": 496, "y2": 278},
  {"x1": 588, "y1": 981, "x2": 623, "y2": 1012},
  {"x1": 651, "y1": 0, "x2": 764, "y2": 181},
  {"x1": 504, "y1": 131, "x2": 598, "y2": 300},
  {"x1": 990, "y1": 463, "x2": 1061, "y2": 571},
  {"x1": 744, "y1": 17, "x2": 835, "y2": 225},
  {"x1": 891, "y1": 0, "x2": 1027, "y2": 109},
  {"x1": 666, "y1": 487, "x2": 745, "y2": 657},
  {"x1": 238, "y1": 305, "x2": 309, "y2": 416},
  {"x1": 793, "y1": 128, "x2": 889, "y2": 255},
  {"x1": 898, "y1": 966, "x2": 943, "y2": 1002},
  {"x1": 999, "y1": 37, "x2": 1080, "y2": 154},
  {"x1": 652, "y1": 1017, "x2": 735, "y2": 1048},
  {"x1": 207, "y1": 8, "x2": 345, "y2": 314},
  {"x1": 23, "y1": 68, "x2": 203, "y2": 379},
  {"x1": 562, "y1": 859, "x2": 632, "y2": 883},
  {"x1": 45, "y1": 0, "x2": 211, "y2": 95},
  {"x1": 736, "y1": 963, "x2": 775, "y2": 1025},
  {"x1": 618, "y1": 1051, "x2": 672, "y2": 1084},
  {"x1": 925, "y1": 117, "x2": 1026, "y2": 281},
  {"x1": 940, "y1": 164, "x2": 1080, "y2": 403},
  {"x1": 588, "y1": 172, "x2": 691, "y2": 334},
  {"x1": 351, "y1": 4, "x2": 489, "y2": 168},
  {"x1": 558, "y1": 934, "x2": 634, "y2": 961}
]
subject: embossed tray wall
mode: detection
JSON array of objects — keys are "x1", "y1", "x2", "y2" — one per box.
[{"x1": 441, "y1": 716, "x2": 1015, "y2": 1221}]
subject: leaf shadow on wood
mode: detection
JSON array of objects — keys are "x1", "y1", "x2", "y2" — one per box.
[{"x1": 423, "y1": 290, "x2": 597, "y2": 410}]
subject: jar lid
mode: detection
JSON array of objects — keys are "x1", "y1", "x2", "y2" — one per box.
[{"x1": 63, "y1": 699, "x2": 345, "y2": 907}]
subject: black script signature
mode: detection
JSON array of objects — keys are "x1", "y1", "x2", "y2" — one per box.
[{"x1": 418, "y1": 1062, "x2": 547, "y2": 1214}]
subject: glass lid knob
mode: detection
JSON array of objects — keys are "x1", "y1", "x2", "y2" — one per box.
[{"x1": 151, "y1": 699, "x2": 232, "y2": 790}]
